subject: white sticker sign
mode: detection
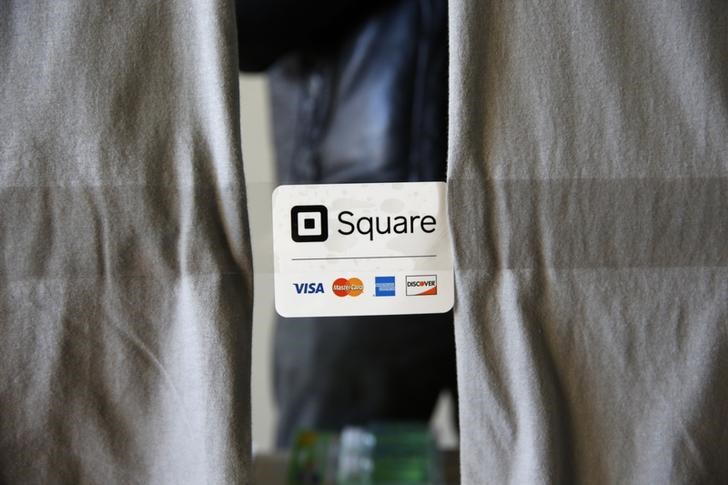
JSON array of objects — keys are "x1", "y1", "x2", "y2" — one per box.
[{"x1": 272, "y1": 182, "x2": 454, "y2": 317}]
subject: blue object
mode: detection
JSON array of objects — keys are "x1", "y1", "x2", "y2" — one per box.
[{"x1": 374, "y1": 276, "x2": 396, "y2": 297}]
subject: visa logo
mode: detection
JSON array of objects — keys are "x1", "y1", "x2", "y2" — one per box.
[{"x1": 294, "y1": 282, "x2": 325, "y2": 294}]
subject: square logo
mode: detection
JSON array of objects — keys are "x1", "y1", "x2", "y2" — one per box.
[
  {"x1": 291, "y1": 205, "x2": 328, "y2": 242},
  {"x1": 374, "y1": 276, "x2": 396, "y2": 297},
  {"x1": 405, "y1": 275, "x2": 437, "y2": 296}
]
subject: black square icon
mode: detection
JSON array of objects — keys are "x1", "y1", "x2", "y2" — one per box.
[{"x1": 291, "y1": 205, "x2": 328, "y2": 242}]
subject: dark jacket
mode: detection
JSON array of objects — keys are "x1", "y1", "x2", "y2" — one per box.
[{"x1": 237, "y1": 0, "x2": 448, "y2": 184}]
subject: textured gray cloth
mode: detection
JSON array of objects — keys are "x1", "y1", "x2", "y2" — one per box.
[
  {"x1": 448, "y1": 1, "x2": 727, "y2": 483},
  {"x1": 0, "y1": 2, "x2": 252, "y2": 483}
]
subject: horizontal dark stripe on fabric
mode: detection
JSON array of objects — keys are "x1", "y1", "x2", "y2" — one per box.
[
  {"x1": 451, "y1": 177, "x2": 728, "y2": 270},
  {"x1": 0, "y1": 185, "x2": 247, "y2": 280}
]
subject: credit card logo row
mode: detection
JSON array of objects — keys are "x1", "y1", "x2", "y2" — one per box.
[{"x1": 292, "y1": 276, "x2": 438, "y2": 297}]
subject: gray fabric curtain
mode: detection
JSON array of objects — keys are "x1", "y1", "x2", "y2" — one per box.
[
  {"x1": 0, "y1": 2, "x2": 253, "y2": 483},
  {"x1": 447, "y1": 1, "x2": 728, "y2": 483}
]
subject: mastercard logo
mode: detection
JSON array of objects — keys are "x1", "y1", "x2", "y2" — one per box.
[{"x1": 332, "y1": 277, "x2": 364, "y2": 297}]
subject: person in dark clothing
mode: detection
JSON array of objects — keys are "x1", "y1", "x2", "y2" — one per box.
[{"x1": 237, "y1": 0, "x2": 455, "y2": 448}]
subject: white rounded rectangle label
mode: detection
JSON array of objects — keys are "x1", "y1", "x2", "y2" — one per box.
[{"x1": 272, "y1": 182, "x2": 454, "y2": 317}]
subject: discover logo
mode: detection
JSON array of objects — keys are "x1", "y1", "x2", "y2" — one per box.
[{"x1": 405, "y1": 275, "x2": 437, "y2": 296}]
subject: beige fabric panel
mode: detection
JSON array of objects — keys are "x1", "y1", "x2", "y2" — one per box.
[
  {"x1": 0, "y1": 2, "x2": 252, "y2": 483},
  {"x1": 448, "y1": 1, "x2": 727, "y2": 483}
]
